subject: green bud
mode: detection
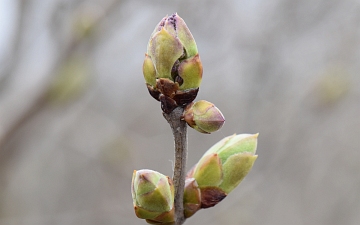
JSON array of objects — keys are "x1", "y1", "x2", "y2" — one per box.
[
  {"x1": 143, "y1": 13, "x2": 203, "y2": 113},
  {"x1": 187, "y1": 134, "x2": 258, "y2": 208},
  {"x1": 177, "y1": 54, "x2": 202, "y2": 90},
  {"x1": 147, "y1": 26, "x2": 183, "y2": 80},
  {"x1": 131, "y1": 170, "x2": 175, "y2": 224},
  {"x1": 143, "y1": 53, "x2": 157, "y2": 87},
  {"x1": 183, "y1": 100, "x2": 225, "y2": 134},
  {"x1": 183, "y1": 178, "x2": 201, "y2": 218}
]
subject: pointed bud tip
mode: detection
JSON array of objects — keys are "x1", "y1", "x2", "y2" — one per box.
[{"x1": 185, "y1": 177, "x2": 198, "y2": 187}]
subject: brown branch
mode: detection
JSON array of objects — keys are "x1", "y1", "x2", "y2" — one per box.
[{"x1": 163, "y1": 107, "x2": 187, "y2": 225}]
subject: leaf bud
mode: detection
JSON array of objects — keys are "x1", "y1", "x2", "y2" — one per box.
[
  {"x1": 131, "y1": 169, "x2": 175, "y2": 224},
  {"x1": 183, "y1": 100, "x2": 225, "y2": 134},
  {"x1": 187, "y1": 134, "x2": 258, "y2": 208}
]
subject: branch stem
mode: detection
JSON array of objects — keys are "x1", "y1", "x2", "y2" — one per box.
[{"x1": 163, "y1": 107, "x2": 187, "y2": 225}]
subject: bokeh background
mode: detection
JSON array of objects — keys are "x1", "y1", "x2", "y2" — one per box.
[{"x1": 1, "y1": 0, "x2": 360, "y2": 224}]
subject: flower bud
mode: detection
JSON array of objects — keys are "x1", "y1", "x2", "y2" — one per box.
[
  {"x1": 187, "y1": 134, "x2": 258, "y2": 208},
  {"x1": 143, "y1": 13, "x2": 203, "y2": 113},
  {"x1": 183, "y1": 100, "x2": 225, "y2": 134},
  {"x1": 131, "y1": 169, "x2": 175, "y2": 224}
]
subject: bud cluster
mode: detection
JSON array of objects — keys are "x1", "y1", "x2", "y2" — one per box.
[
  {"x1": 134, "y1": 13, "x2": 259, "y2": 225},
  {"x1": 143, "y1": 13, "x2": 225, "y2": 134},
  {"x1": 143, "y1": 13, "x2": 203, "y2": 114},
  {"x1": 131, "y1": 134, "x2": 258, "y2": 223},
  {"x1": 183, "y1": 134, "x2": 258, "y2": 217}
]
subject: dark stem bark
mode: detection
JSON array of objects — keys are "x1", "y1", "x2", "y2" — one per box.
[{"x1": 163, "y1": 107, "x2": 187, "y2": 225}]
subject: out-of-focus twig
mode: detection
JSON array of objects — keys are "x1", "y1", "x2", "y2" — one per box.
[{"x1": 0, "y1": 0, "x2": 123, "y2": 154}]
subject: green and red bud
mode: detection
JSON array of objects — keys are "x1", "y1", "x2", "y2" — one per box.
[
  {"x1": 131, "y1": 169, "x2": 175, "y2": 224},
  {"x1": 187, "y1": 133, "x2": 258, "y2": 209},
  {"x1": 143, "y1": 13, "x2": 203, "y2": 113},
  {"x1": 183, "y1": 100, "x2": 225, "y2": 134}
]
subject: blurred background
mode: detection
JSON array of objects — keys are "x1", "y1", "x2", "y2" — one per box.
[{"x1": 1, "y1": 0, "x2": 360, "y2": 224}]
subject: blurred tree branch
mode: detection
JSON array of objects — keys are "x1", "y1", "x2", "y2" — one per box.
[{"x1": 0, "y1": 0, "x2": 123, "y2": 154}]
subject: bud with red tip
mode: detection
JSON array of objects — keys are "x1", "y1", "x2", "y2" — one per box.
[{"x1": 183, "y1": 100, "x2": 225, "y2": 134}]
